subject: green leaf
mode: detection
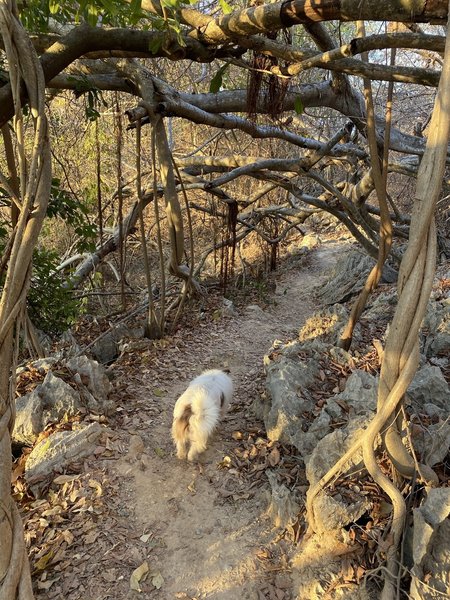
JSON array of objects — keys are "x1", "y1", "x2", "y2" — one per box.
[
  {"x1": 49, "y1": 0, "x2": 59, "y2": 15},
  {"x1": 294, "y1": 96, "x2": 304, "y2": 115},
  {"x1": 209, "y1": 64, "x2": 228, "y2": 93},
  {"x1": 218, "y1": 0, "x2": 233, "y2": 14},
  {"x1": 161, "y1": 0, "x2": 180, "y2": 7},
  {"x1": 149, "y1": 34, "x2": 163, "y2": 54},
  {"x1": 153, "y1": 388, "x2": 167, "y2": 397}
]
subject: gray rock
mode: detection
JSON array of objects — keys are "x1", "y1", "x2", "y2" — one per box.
[
  {"x1": 363, "y1": 289, "x2": 397, "y2": 322},
  {"x1": 65, "y1": 355, "x2": 113, "y2": 414},
  {"x1": 265, "y1": 470, "x2": 301, "y2": 529},
  {"x1": 222, "y1": 298, "x2": 237, "y2": 316},
  {"x1": 59, "y1": 330, "x2": 82, "y2": 357},
  {"x1": 408, "y1": 364, "x2": 450, "y2": 411},
  {"x1": 261, "y1": 320, "x2": 378, "y2": 458},
  {"x1": 39, "y1": 371, "x2": 84, "y2": 428},
  {"x1": 418, "y1": 423, "x2": 450, "y2": 468},
  {"x1": 259, "y1": 340, "x2": 322, "y2": 451},
  {"x1": 317, "y1": 249, "x2": 397, "y2": 305},
  {"x1": 13, "y1": 371, "x2": 82, "y2": 446},
  {"x1": 25, "y1": 422, "x2": 102, "y2": 496},
  {"x1": 306, "y1": 417, "x2": 370, "y2": 487},
  {"x1": 13, "y1": 389, "x2": 43, "y2": 445},
  {"x1": 244, "y1": 304, "x2": 266, "y2": 317},
  {"x1": 423, "y1": 298, "x2": 450, "y2": 358},
  {"x1": 90, "y1": 324, "x2": 144, "y2": 364},
  {"x1": 406, "y1": 364, "x2": 450, "y2": 466},
  {"x1": 328, "y1": 370, "x2": 378, "y2": 418},
  {"x1": 299, "y1": 233, "x2": 320, "y2": 250},
  {"x1": 12, "y1": 355, "x2": 114, "y2": 446},
  {"x1": 29, "y1": 357, "x2": 59, "y2": 374},
  {"x1": 410, "y1": 488, "x2": 450, "y2": 599},
  {"x1": 309, "y1": 488, "x2": 371, "y2": 534},
  {"x1": 298, "y1": 305, "x2": 349, "y2": 345},
  {"x1": 303, "y1": 372, "x2": 377, "y2": 533},
  {"x1": 305, "y1": 418, "x2": 372, "y2": 534}
]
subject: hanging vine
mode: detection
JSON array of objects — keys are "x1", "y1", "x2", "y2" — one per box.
[
  {"x1": 114, "y1": 92, "x2": 127, "y2": 312},
  {"x1": 247, "y1": 29, "x2": 292, "y2": 121}
]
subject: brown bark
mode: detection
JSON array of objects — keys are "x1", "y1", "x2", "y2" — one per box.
[
  {"x1": 281, "y1": 0, "x2": 448, "y2": 25},
  {"x1": 188, "y1": 0, "x2": 448, "y2": 44}
]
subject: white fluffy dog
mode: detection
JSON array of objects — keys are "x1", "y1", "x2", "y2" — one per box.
[{"x1": 172, "y1": 369, "x2": 233, "y2": 461}]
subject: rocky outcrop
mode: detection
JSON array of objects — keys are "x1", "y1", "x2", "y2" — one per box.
[
  {"x1": 317, "y1": 249, "x2": 397, "y2": 305},
  {"x1": 24, "y1": 423, "x2": 103, "y2": 496},
  {"x1": 89, "y1": 323, "x2": 144, "y2": 364},
  {"x1": 261, "y1": 307, "x2": 449, "y2": 535},
  {"x1": 423, "y1": 297, "x2": 450, "y2": 358},
  {"x1": 406, "y1": 364, "x2": 450, "y2": 467},
  {"x1": 410, "y1": 488, "x2": 450, "y2": 599},
  {"x1": 13, "y1": 356, "x2": 113, "y2": 446}
]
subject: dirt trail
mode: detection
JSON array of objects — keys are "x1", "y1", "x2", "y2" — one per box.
[
  {"x1": 101, "y1": 239, "x2": 343, "y2": 600},
  {"x1": 26, "y1": 239, "x2": 344, "y2": 600}
]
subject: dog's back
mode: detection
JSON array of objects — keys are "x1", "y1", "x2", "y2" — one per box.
[{"x1": 172, "y1": 369, "x2": 233, "y2": 460}]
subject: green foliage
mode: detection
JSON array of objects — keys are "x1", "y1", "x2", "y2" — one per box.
[
  {"x1": 28, "y1": 247, "x2": 82, "y2": 335},
  {"x1": 83, "y1": 89, "x2": 106, "y2": 121},
  {"x1": 67, "y1": 76, "x2": 108, "y2": 122},
  {"x1": 294, "y1": 96, "x2": 304, "y2": 115},
  {"x1": 0, "y1": 215, "x2": 83, "y2": 335},
  {"x1": 151, "y1": 14, "x2": 186, "y2": 49},
  {"x1": 210, "y1": 64, "x2": 229, "y2": 93},
  {"x1": 149, "y1": 0, "x2": 199, "y2": 52},
  {"x1": 148, "y1": 33, "x2": 164, "y2": 55},
  {"x1": 19, "y1": 0, "x2": 147, "y2": 31},
  {"x1": 18, "y1": 0, "x2": 198, "y2": 32},
  {"x1": 218, "y1": 0, "x2": 233, "y2": 14},
  {"x1": 47, "y1": 178, "x2": 97, "y2": 253}
]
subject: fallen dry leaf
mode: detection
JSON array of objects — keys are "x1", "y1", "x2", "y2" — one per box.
[
  {"x1": 154, "y1": 447, "x2": 166, "y2": 458},
  {"x1": 53, "y1": 475, "x2": 79, "y2": 485},
  {"x1": 130, "y1": 560, "x2": 149, "y2": 592},
  {"x1": 151, "y1": 570, "x2": 164, "y2": 589},
  {"x1": 268, "y1": 447, "x2": 281, "y2": 467},
  {"x1": 153, "y1": 388, "x2": 167, "y2": 397},
  {"x1": 84, "y1": 529, "x2": 99, "y2": 544},
  {"x1": 34, "y1": 551, "x2": 54, "y2": 572},
  {"x1": 217, "y1": 456, "x2": 232, "y2": 469},
  {"x1": 88, "y1": 479, "x2": 103, "y2": 498}
]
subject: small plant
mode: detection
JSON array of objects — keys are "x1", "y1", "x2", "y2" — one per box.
[
  {"x1": 47, "y1": 177, "x2": 97, "y2": 253},
  {"x1": 28, "y1": 247, "x2": 82, "y2": 335},
  {"x1": 0, "y1": 179, "x2": 95, "y2": 335}
]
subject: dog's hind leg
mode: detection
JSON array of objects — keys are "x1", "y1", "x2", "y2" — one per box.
[
  {"x1": 172, "y1": 408, "x2": 191, "y2": 459},
  {"x1": 187, "y1": 428, "x2": 209, "y2": 462},
  {"x1": 175, "y1": 438, "x2": 188, "y2": 460}
]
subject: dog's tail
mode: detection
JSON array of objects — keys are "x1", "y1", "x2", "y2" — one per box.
[{"x1": 172, "y1": 405, "x2": 192, "y2": 442}]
